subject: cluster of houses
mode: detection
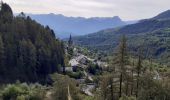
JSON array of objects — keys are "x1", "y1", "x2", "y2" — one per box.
[{"x1": 65, "y1": 52, "x2": 108, "y2": 72}]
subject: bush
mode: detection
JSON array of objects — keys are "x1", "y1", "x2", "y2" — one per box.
[
  {"x1": 51, "y1": 73, "x2": 82, "y2": 100},
  {"x1": 138, "y1": 73, "x2": 170, "y2": 100},
  {"x1": 66, "y1": 71, "x2": 84, "y2": 79},
  {"x1": 87, "y1": 63, "x2": 101, "y2": 75},
  {"x1": 1, "y1": 83, "x2": 45, "y2": 100}
]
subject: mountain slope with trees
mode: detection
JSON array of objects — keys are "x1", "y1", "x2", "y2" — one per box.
[
  {"x1": 0, "y1": 3, "x2": 65, "y2": 84},
  {"x1": 152, "y1": 10, "x2": 170, "y2": 20},
  {"x1": 73, "y1": 10, "x2": 170, "y2": 65}
]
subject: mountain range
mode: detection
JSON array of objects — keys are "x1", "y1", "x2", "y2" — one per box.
[
  {"x1": 73, "y1": 10, "x2": 170, "y2": 65},
  {"x1": 28, "y1": 13, "x2": 137, "y2": 38}
]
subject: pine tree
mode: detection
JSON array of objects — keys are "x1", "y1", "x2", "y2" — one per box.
[
  {"x1": 0, "y1": 35, "x2": 4, "y2": 75},
  {"x1": 130, "y1": 59, "x2": 135, "y2": 95},
  {"x1": 117, "y1": 35, "x2": 128, "y2": 98},
  {"x1": 109, "y1": 76, "x2": 114, "y2": 100},
  {"x1": 0, "y1": 2, "x2": 13, "y2": 23},
  {"x1": 136, "y1": 50, "x2": 143, "y2": 98},
  {"x1": 0, "y1": 3, "x2": 65, "y2": 83},
  {"x1": 17, "y1": 39, "x2": 37, "y2": 81}
]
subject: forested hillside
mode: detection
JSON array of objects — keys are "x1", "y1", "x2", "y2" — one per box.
[
  {"x1": 73, "y1": 10, "x2": 170, "y2": 65},
  {"x1": 0, "y1": 1, "x2": 170, "y2": 100},
  {"x1": 0, "y1": 3, "x2": 65, "y2": 83}
]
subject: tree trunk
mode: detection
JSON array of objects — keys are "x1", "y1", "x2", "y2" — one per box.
[
  {"x1": 110, "y1": 78, "x2": 114, "y2": 100},
  {"x1": 125, "y1": 79, "x2": 129, "y2": 96},
  {"x1": 131, "y1": 69, "x2": 134, "y2": 95},
  {"x1": 136, "y1": 69, "x2": 140, "y2": 98},
  {"x1": 119, "y1": 73, "x2": 123, "y2": 98}
]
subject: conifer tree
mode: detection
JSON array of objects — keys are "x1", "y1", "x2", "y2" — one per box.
[
  {"x1": 0, "y1": 3, "x2": 65, "y2": 83},
  {"x1": 136, "y1": 49, "x2": 143, "y2": 98},
  {"x1": 0, "y1": 35, "x2": 4, "y2": 75},
  {"x1": 117, "y1": 35, "x2": 128, "y2": 98}
]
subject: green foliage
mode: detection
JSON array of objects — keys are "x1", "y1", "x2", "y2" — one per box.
[
  {"x1": 0, "y1": 35, "x2": 5, "y2": 75},
  {"x1": 73, "y1": 17, "x2": 170, "y2": 65},
  {"x1": 119, "y1": 95, "x2": 136, "y2": 100},
  {"x1": 0, "y1": 3, "x2": 65, "y2": 83},
  {"x1": 66, "y1": 71, "x2": 84, "y2": 79},
  {"x1": 82, "y1": 96, "x2": 97, "y2": 100},
  {"x1": 1, "y1": 83, "x2": 45, "y2": 100},
  {"x1": 0, "y1": 3, "x2": 13, "y2": 23},
  {"x1": 51, "y1": 73, "x2": 82, "y2": 100},
  {"x1": 68, "y1": 47, "x2": 74, "y2": 58},
  {"x1": 138, "y1": 73, "x2": 170, "y2": 100},
  {"x1": 87, "y1": 62, "x2": 101, "y2": 75},
  {"x1": 97, "y1": 74, "x2": 118, "y2": 100}
]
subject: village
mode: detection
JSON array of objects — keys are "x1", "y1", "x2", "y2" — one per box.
[{"x1": 68, "y1": 49, "x2": 108, "y2": 96}]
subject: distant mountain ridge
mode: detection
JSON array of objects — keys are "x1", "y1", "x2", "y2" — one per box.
[
  {"x1": 28, "y1": 13, "x2": 136, "y2": 38},
  {"x1": 152, "y1": 10, "x2": 170, "y2": 20},
  {"x1": 73, "y1": 9, "x2": 170, "y2": 65}
]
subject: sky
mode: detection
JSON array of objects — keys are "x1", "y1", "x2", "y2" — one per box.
[{"x1": 4, "y1": 0, "x2": 170, "y2": 20}]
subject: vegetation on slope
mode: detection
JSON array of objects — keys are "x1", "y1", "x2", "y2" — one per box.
[
  {"x1": 73, "y1": 10, "x2": 170, "y2": 65},
  {"x1": 0, "y1": 2, "x2": 170, "y2": 100},
  {"x1": 0, "y1": 3, "x2": 65, "y2": 84},
  {"x1": 91, "y1": 35, "x2": 170, "y2": 100}
]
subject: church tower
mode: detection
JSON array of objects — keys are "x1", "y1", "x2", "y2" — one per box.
[{"x1": 68, "y1": 34, "x2": 73, "y2": 47}]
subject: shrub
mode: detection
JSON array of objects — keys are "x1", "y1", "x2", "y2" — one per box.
[
  {"x1": 1, "y1": 83, "x2": 45, "y2": 100},
  {"x1": 66, "y1": 71, "x2": 84, "y2": 79},
  {"x1": 51, "y1": 73, "x2": 82, "y2": 100}
]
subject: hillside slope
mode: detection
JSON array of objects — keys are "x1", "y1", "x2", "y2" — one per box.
[
  {"x1": 0, "y1": 3, "x2": 64, "y2": 83},
  {"x1": 152, "y1": 10, "x2": 170, "y2": 20},
  {"x1": 73, "y1": 10, "x2": 170, "y2": 65}
]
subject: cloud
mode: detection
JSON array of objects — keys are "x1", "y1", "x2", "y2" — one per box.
[{"x1": 4, "y1": 0, "x2": 170, "y2": 20}]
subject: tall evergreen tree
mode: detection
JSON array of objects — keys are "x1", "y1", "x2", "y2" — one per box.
[
  {"x1": 18, "y1": 39, "x2": 37, "y2": 81},
  {"x1": 0, "y1": 35, "x2": 4, "y2": 75},
  {"x1": 117, "y1": 35, "x2": 128, "y2": 98},
  {"x1": 136, "y1": 48, "x2": 143, "y2": 98}
]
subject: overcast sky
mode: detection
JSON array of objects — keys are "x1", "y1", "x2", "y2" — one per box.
[{"x1": 4, "y1": 0, "x2": 170, "y2": 20}]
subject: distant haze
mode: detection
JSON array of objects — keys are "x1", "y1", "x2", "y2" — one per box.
[
  {"x1": 5, "y1": 0, "x2": 170, "y2": 20},
  {"x1": 29, "y1": 14, "x2": 134, "y2": 38}
]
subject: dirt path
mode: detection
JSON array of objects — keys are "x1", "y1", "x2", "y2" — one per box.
[
  {"x1": 68, "y1": 85, "x2": 72, "y2": 100},
  {"x1": 45, "y1": 91, "x2": 53, "y2": 100}
]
